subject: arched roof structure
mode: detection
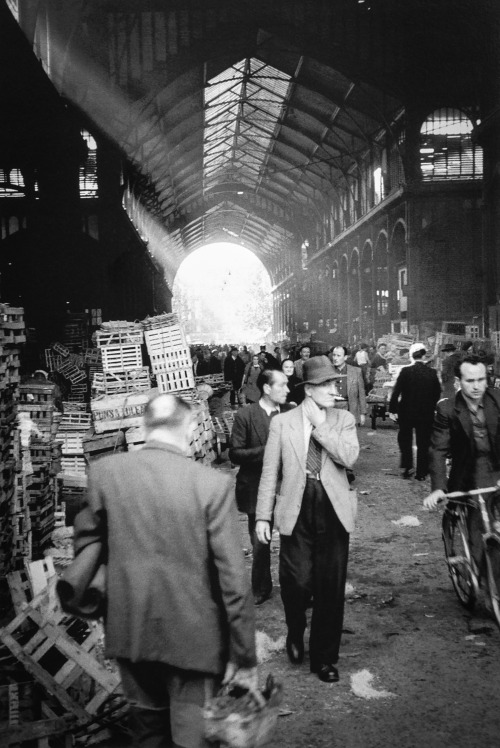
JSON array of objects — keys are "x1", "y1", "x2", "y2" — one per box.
[{"x1": 2, "y1": 0, "x2": 497, "y2": 280}]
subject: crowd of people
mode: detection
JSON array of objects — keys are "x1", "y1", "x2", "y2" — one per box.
[{"x1": 66, "y1": 336, "x2": 500, "y2": 747}]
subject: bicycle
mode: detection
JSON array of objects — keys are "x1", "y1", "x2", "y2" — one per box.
[{"x1": 439, "y1": 484, "x2": 500, "y2": 627}]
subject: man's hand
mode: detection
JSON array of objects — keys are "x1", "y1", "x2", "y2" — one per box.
[
  {"x1": 424, "y1": 489, "x2": 446, "y2": 510},
  {"x1": 302, "y1": 396, "x2": 326, "y2": 427},
  {"x1": 256, "y1": 520, "x2": 271, "y2": 544},
  {"x1": 359, "y1": 414, "x2": 366, "y2": 427},
  {"x1": 388, "y1": 412, "x2": 398, "y2": 422},
  {"x1": 223, "y1": 663, "x2": 259, "y2": 692}
]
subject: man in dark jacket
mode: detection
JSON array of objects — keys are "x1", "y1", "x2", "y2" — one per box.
[
  {"x1": 224, "y1": 346, "x2": 245, "y2": 407},
  {"x1": 229, "y1": 369, "x2": 293, "y2": 604},
  {"x1": 389, "y1": 343, "x2": 441, "y2": 480},
  {"x1": 424, "y1": 356, "x2": 500, "y2": 567},
  {"x1": 73, "y1": 393, "x2": 256, "y2": 748}
]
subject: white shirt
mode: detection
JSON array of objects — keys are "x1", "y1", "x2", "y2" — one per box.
[{"x1": 259, "y1": 399, "x2": 280, "y2": 417}]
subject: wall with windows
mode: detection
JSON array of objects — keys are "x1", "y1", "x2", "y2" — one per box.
[{"x1": 272, "y1": 107, "x2": 484, "y2": 344}]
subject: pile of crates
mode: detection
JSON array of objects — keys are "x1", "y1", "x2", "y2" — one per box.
[
  {"x1": 142, "y1": 313, "x2": 194, "y2": 393},
  {"x1": 44, "y1": 341, "x2": 90, "y2": 403},
  {"x1": 0, "y1": 304, "x2": 25, "y2": 575},
  {"x1": 56, "y1": 404, "x2": 92, "y2": 479},
  {"x1": 92, "y1": 321, "x2": 150, "y2": 396},
  {"x1": 13, "y1": 380, "x2": 63, "y2": 566}
]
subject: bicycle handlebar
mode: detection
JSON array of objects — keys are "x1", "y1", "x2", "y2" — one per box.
[{"x1": 440, "y1": 481, "x2": 500, "y2": 501}]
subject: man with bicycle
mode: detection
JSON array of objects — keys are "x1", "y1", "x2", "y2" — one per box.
[{"x1": 424, "y1": 355, "x2": 500, "y2": 569}]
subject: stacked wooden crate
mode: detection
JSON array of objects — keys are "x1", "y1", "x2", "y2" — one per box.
[
  {"x1": 92, "y1": 321, "x2": 150, "y2": 397},
  {"x1": 56, "y1": 406, "x2": 91, "y2": 479},
  {"x1": 0, "y1": 305, "x2": 25, "y2": 575},
  {"x1": 15, "y1": 381, "x2": 62, "y2": 564},
  {"x1": 142, "y1": 313, "x2": 194, "y2": 394},
  {"x1": 44, "y1": 342, "x2": 88, "y2": 403}
]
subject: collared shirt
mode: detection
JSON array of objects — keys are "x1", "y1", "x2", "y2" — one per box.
[{"x1": 258, "y1": 398, "x2": 280, "y2": 417}]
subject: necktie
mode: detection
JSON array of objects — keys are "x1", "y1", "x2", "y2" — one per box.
[{"x1": 306, "y1": 434, "x2": 322, "y2": 475}]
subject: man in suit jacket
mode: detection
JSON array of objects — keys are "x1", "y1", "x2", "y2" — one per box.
[
  {"x1": 256, "y1": 356, "x2": 359, "y2": 684},
  {"x1": 229, "y1": 369, "x2": 293, "y2": 604},
  {"x1": 330, "y1": 345, "x2": 367, "y2": 425},
  {"x1": 73, "y1": 393, "x2": 256, "y2": 747},
  {"x1": 424, "y1": 356, "x2": 500, "y2": 566},
  {"x1": 388, "y1": 343, "x2": 441, "y2": 480}
]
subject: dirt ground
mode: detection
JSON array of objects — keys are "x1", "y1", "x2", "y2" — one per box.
[{"x1": 220, "y1": 419, "x2": 500, "y2": 748}]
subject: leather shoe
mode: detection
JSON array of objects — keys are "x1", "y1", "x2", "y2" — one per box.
[
  {"x1": 415, "y1": 474, "x2": 428, "y2": 481},
  {"x1": 254, "y1": 591, "x2": 272, "y2": 606},
  {"x1": 402, "y1": 469, "x2": 414, "y2": 479},
  {"x1": 312, "y1": 663, "x2": 339, "y2": 683},
  {"x1": 286, "y1": 635, "x2": 304, "y2": 665}
]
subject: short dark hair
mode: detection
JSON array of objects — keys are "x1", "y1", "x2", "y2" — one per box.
[
  {"x1": 299, "y1": 344, "x2": 311, "y2": 352},
  {"x1": 412, "y1": 349, "x2": 426, "y2": 360},
  {"x1": 257, "y1": 368, "x2": 279, "y2": 393},
  {"x1": 230, "y1": 346, "x2": 238, "y2": 354},
  {"x1": 455, "y1": 355, "x2": 485, "y2": 379},
  {"x1": 377, "y1": 343, "x2": 387, "y2": 350},
  {"x1": 333, "y1": 345, "x2": 349, "y2": 356},
  {"x1": 143, "y1": 394, "x2": 193, "y2": 431}
]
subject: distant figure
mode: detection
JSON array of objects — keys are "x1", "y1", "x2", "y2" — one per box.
[
  {"x1": 281, "y1": 358, "x2": 304, "y2": 405},
  {"x1": 224, "y1": 346, "x2": 245, "y2": 408},
  {"x1": 72, "y1": 393, "x2": 257, "y2": 747},
  {"x1": 294, "y1": 344, "x2": 311, "y2": 380},
  {"x1": 389, "y1": 343, "x2": 441, "y2": 481},
  {"x1": 240, "y1": 354, "x2": 264, "y2": 405}
]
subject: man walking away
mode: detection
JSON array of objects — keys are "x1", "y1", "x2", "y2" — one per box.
[
  {"x1": 389, "y1": 343, "x2": 441, "y2": 480},
  {"x1": 72, "y1": 393, "x2": 257, "y2": 748},
  {"x1": 229, "y1": 369, "x2": 293, "y2": 604},
  {"x1": 256, "y1": 356, "x2": 359, "y2": 684}
]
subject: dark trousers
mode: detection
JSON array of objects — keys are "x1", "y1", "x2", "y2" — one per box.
[
  {"x1": 398, "y1": 417, "x2": 433, "y2": 476},
  {"x1": 117, "y1": 659, "x2": 220, "y2": 748},
  {"x1": 279, "y1": 479, "x2": 349, "y2": 668},
  {"x1": 248, "y1": 513, "x2": 273, "y2": 598}
]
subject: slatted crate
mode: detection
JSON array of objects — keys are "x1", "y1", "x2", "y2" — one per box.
[
  {"x1": 124, "y1": 426, "x2": 145, "y2": 451},
  {"x1": 57, "y1": 431, "x2": 84, "y2": 455},
  {"x1": 92, "y1": 367, "x2": 151, "y2": 395},
  {"x1": 100, "y1": 344, "x2": 143, "y2": 373},
  {"x1": 144, "y1": 326, "x2": 188, "y2": 365},
  {"x1": 60, "y1": 455, "x2": 87, "y2": 476},
  {"x1": 83, "y1": 347, "x2": 102, "y2": 366},
  {"x1": 44, "y1": 348, "x2": 65, "y2": 372},
  {"x1": 141, "y1": 312, "x2": 181, "y2": 330},
  {"x1": 95, "y1": 326, "x2": 143, "y2": 348},
  {"x1": 60, "y1": 411, "x2": 92, "y2": 431},
  {"x1": 156, "y1": 368, "x2": 195, "y2": 393},
  {"x1": 147, "y1": 344, "x2": 192, "y2": 375},
  {"x1": 19, "y1": 382, "x2": 57, "y2": 406},
  {"x1": 82, "y1": 429, "x2": 126, "y2": 464}
]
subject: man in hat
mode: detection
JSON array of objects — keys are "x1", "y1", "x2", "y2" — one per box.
[
  {"x1": 388, "y1": 343, "x2": 441, "y2": 480},
  {"x1": 440, "y1": 343, "x2": 461, "y2": 399},
  {"x1": 255, "y1": 356, "x2": 359, "y2": 683}
]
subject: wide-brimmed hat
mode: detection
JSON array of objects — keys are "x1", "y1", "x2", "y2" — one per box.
[
  {"x1": 300, "y1": 355, "x2": 339, "y2": 385},
  {"x1": 441, "y1": 343, "x2": 456, "y2": 352}
]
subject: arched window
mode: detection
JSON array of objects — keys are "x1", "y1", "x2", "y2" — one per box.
[
  {"x1": 420, "y1": 108, "x2": 482, "y2": 181},
  {"x1": 80, "y1": 130, "x2": 98, "y2": 197}
]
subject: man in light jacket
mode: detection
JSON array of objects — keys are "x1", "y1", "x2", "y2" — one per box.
[
  {"x1": 256, "y1": 356, "x2": 359, "y2": 684},
  {"x1": 73, "y1": 393, "x2": 257, "y2": 747}
]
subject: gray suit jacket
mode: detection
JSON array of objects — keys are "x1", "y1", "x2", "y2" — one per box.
[
  {"x1": 334, "y1": 364, "x2": 367, "y2": 423},
  {"x1": 256, "y1": 404, "x2": 359, "y2": 534},
  {"x1": 74, "y1": 441, "x2": 256, "y2": 674}
]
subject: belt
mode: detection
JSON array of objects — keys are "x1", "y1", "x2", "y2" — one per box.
[{"x1": 306, "y1": 471, "x2": 321, "y2": 481}]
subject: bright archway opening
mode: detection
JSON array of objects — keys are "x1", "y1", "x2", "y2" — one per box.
[{"x1": 172, "y1": 243, "x2": 273, "y2": 346}]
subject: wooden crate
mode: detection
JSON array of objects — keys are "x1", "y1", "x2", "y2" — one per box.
[
  {"x1": 92, "y1": 367, "x2": 151, "y2": 395},
  {"x1": 141, "y1": 312, "x2": 180, "y2": 330},
  {"x1": 100, "y1": 344, "x2": 143, "y2": 373},
  {"x1": 60, "y1": 412, "x2": 92, "y2": 430},
  {"x1": 144, "y1": 326, "x2": 187, "y2": 359},
  {"x1": 57, "y1": 431, "x2": 84, "y2": 455},
  {"x1": 95, "y1": 327, "x2": 143, "y2": 347},
  {"x1": 60, "y1": 455, "x2": 87, "y2": 476},
  {"x1": 156, "y1": 368, "x2": 194, "y2": 394},
  {"x1": 124, "y1": 426, "x2": 145, "y2": 451},
  {"x1": 147, "y1": 345, "x2": 192, "y2": 375},
  {"x1": 82, "y1": 430, "x2": 126, "y2": 463},
  {"x1": 90, "y1": 391, "x2": 152, "y2": 433}
]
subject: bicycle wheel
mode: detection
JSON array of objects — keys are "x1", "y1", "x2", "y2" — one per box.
[
  {"x1": 484, "y1": 534, "x2": 500, "y2": 627},
  {"x1": 442, "y1": 507, "x2": 478, "y2": 609}
]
